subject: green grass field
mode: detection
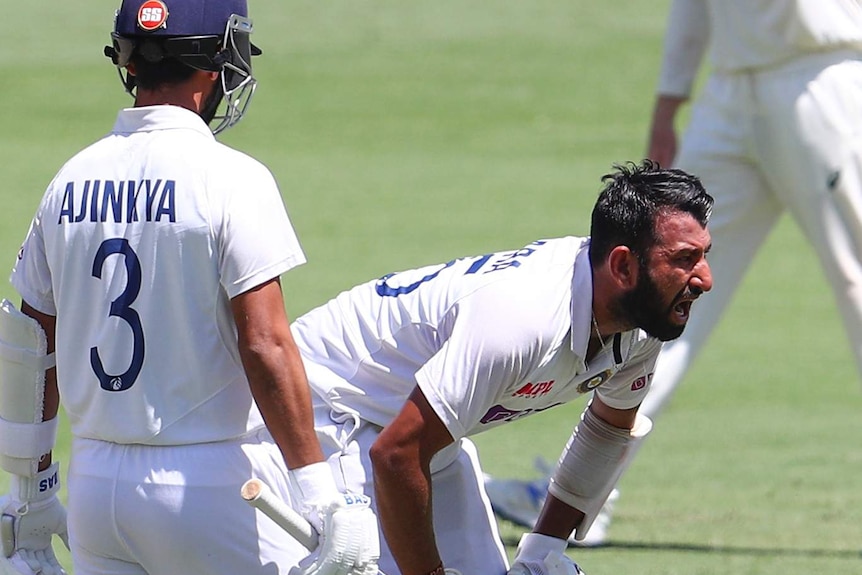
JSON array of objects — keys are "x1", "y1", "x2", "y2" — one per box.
[{"x1": 2, "y1": 1, "x2": 861, "y2": 574}]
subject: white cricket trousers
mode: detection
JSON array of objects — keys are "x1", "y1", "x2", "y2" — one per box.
[
  {"x1": 67, "y1": 429, "x2": 307, "y2": 575},
  {"x1": 642, "y1": 48, "x2": 862, "y2": 418},
  {"x1": 291, "y1": 402, "x2": 510, "y2": 575}
]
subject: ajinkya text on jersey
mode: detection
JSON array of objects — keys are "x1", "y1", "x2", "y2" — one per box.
[{"x1": 57, "y1": 179, "x2": 177, "y2": 224}]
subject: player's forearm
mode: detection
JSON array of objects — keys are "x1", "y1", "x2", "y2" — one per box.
[
  {"x1": 652, "y1": 94, "x2": 687, "y2": 126},
  {"x1": 370, "y1": 443, "x2": 442, "y2": 575},
  {"x1": 244, "y1": 345, "x2": 325, "y2": 469},
  {"x1": 533, "y1": 493, "x2": 585, "y2": 541},
  {"x1": 20, "y1": 302, "x2": 59, "y2": 472}
]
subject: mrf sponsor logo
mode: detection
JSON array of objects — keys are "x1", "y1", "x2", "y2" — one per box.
[{"x1": 512, "y1": 380, "x2": 555, "y2": 398}]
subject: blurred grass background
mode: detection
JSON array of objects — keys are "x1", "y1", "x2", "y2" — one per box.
[{"x1": 1, "y1": 1, "x2": 861, "y2": 574}]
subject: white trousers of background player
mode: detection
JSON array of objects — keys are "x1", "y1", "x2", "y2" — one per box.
[
  {"x1": 67, "y1": 428, "x2": 307, "y2": 575},
  {"x1": 299, "y1": 402, "x2": 509, "y2": 575},
  {"x1": 642, "y1": 49, "x2": 862, "y2": 419}
]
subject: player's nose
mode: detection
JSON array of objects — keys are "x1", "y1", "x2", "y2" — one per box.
[{"x1": 690, "y1": 258, "x2": 712, "y2": 294}]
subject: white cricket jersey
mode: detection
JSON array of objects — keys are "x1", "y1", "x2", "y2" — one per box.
[
  {"x1": 10, "y1": 106, "x2": 306, "y2": 445},
  {"x1": 291, "y1": 237, "x2": 660, "y2": 441},
  {"x1": 658, "y1": 0, "x2": 862, "y2": 96}
]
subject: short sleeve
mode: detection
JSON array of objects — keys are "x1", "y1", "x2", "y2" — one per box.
[
  {"x1": 10, "y1": 210, "x2": 56, "y2": 315},
  {"x1": 414, "y1": 289, "x2": 546, "y2": 439},
  {"x1": 217, "y1": 162, "x2": 306, "y2": 298},
  {"x1": 594, "y1": 337, "x2": 662, "y2": 410}
]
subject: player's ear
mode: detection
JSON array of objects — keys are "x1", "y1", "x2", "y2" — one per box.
[{"x1": 607, "y1": 245, "x2": 639, "y2": 290}]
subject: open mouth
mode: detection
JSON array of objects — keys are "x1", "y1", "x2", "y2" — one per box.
[{"x1": 672, "y1": 299, "x2": 693, "y2": 324}]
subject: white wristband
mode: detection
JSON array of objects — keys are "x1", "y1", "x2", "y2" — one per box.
[
  {"x1": 289, "y1": 461, "x2": 340, "y2": 507},
  {"x1": 516, "y1": 532, "x2": 568, "y2": 562}
]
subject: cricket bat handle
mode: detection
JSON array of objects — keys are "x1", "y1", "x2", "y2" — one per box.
[{"x1": 241, "y1": 478, "x2": 319, "y2": 550}]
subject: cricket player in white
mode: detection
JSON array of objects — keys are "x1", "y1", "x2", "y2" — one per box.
[
  {"x1": 284, "y1": 161, "x2": 714, "y2": 575},
  {"x1": 0, "y1": 1, "x2": 378, "y2": 575},
  {"x1": 646, "y1": 0, "x2": 862, "y2": 420},
  {"x1": 486, "y1": 0, "x2": 862, "y2": 546}
]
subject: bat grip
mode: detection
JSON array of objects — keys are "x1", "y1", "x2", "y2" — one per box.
[{"x1": 241, "y1": 478, "x2": 319, "y2": 550}]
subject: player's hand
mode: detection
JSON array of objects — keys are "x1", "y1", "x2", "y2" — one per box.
[
  {"x1": 646, "y1": 95, "x2": 685, "y2": 168},
  {"x1": 291, "y1": 492, "x2": 380, "y2": 575},
  {"x1": 507, "y1": 533, "x2": 585, "y2": 575},
  {"x1": 1, "y1": 464, "x2": 69, "y2": 575}
]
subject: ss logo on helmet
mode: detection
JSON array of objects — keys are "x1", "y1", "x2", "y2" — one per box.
[{"x1": 137, "y1": 0, "x2": 169, "y2": 32}]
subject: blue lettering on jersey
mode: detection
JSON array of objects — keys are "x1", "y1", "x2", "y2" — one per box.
[
  {"x1": 376, "y1": 240, "x2": 549, "y2": 297},
  {"x1": 58, "y1": 179, "x2": 177, "y2": 224}
]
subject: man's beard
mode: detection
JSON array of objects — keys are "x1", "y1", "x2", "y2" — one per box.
[{"x1": 615, "y1": 262, "x2": 686, "y2": 342}]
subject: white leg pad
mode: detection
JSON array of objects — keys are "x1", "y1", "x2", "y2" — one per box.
[{"x1": 0, "y1": 299, "x2": 56, "y2": 477}]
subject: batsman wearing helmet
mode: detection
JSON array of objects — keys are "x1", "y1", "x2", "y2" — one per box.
[{"x1": 1, "y1": 1, "x2": 378, "y2": 574}]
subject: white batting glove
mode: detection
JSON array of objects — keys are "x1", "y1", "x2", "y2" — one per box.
[
  {"x1": 289, "y1": 462, "x2": 380, "y2": 575},
  {"x1": 1, "y1": 463, "x2": 69, "y2": 575},
  {"x1": 508, "y1": 533, "x2": 585, "y2": 575},
  {"x1": 291, "y1": 492, "x2": 380, "y2": 575}
]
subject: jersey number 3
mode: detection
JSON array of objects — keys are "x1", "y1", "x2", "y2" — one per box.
[{"x1": 91, "y1": 238, "x2": 145, "y2": 392}]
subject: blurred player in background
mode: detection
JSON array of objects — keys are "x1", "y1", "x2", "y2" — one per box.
[
  {"x1": 284, "y1": 160, "x2": 713, "y2": 575},
  {"x1": 0, "y1": 1, "x2": 377, "y2": 574},
  {"x1": 485, "y1": 0, "x2": 862, "y2": 547}
]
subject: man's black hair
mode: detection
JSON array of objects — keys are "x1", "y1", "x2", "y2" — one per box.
[
  {"x1": 588, "y1": 159, "x2": 713, "y2": 266},
  {"x1": 129, "y1": 55, "x2": 197, "y2": 91}
]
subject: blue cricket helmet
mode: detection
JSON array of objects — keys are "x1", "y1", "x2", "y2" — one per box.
[
  {"x1": 105, "y1": 0, "x2": 262, "y2": 133},
  {"x1": 114, "y1": 0, "x2": 250, "y2": 37}
]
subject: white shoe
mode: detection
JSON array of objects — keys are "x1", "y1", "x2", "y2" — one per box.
[{"x1": 483, "y1": 458, "x2": 617, "y2": 547}]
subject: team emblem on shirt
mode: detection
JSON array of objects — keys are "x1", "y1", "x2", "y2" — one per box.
[
  {"x1": 137, "y1": 0, "x2": 169, "y2": 32},
  {"x1": 577, "y1": 369, "x2": 613, "y2": 394}
]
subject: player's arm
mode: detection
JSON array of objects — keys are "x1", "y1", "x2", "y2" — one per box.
[
  {"x1": 230, "y1": 277, "x2": 324, "y2": 468},
  {"x1": 370, "y1": 385, "x2": 454, "y2": 575},
  {"x1": 532, "y1": 396, "x2": 638, "y2": 540},
  {"x1": 233, "y1": 278, "x2": 380, "y2": 575},
  {"x1": 19, "y1": 303, "x2": 61, "y2": 449},
  {"x1": 0, "y1": 300, "x2": 68, "y2": 574},
  {"x1": 507, "y1": 397, "x2": 640, "y2": 575},
  {"x1": 647, "y1": 0, "x2": 709, "y2": 166}
]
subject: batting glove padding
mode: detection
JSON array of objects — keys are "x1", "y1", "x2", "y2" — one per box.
[
  {"x1": 1, "y1": 462, "x2": 69, "y2": 575},
  {"x1": 290, "y1": 492, "x2": 380, "y2": 575},
  {"x1": 508, "y1": 533, "x2": 585, "y2": 575}
]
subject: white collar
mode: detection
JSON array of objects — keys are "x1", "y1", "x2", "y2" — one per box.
[
  {"x1": 570, "y1": 240, "x2": 594, "y2": 362},
  {"x1": 112, "y1": 105, "x2": 214, "y2": 139}
]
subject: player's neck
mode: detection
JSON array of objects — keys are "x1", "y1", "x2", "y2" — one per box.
[{"x1": 586, "y1": 314, "x2": 610, "y2": 363}]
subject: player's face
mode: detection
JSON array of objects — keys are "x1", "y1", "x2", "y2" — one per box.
[{"x1": 619, "y1": 210, "x2": 712, "y2": 341}]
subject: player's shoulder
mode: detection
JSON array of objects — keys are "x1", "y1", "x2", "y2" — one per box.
[
  {"x1": 626, "y1": 329, "x2": 663, "y2": 360},
  {"x1": 209, "y1": 139, "x2": 274, "y2": 176}
]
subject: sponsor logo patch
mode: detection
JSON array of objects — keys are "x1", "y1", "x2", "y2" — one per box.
[
  {"x1": 137, "y1": 0, "x2": 169, "y2": 32},
  {"x1": 480, "y1": 402, "x2": 561, "y2": 425},
  {"x1": 512, "y1": 380, "x2": 555, "y2": 398},
  {"x1": 630, "y1": 374, "x2": 650, "y2": 391}
]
